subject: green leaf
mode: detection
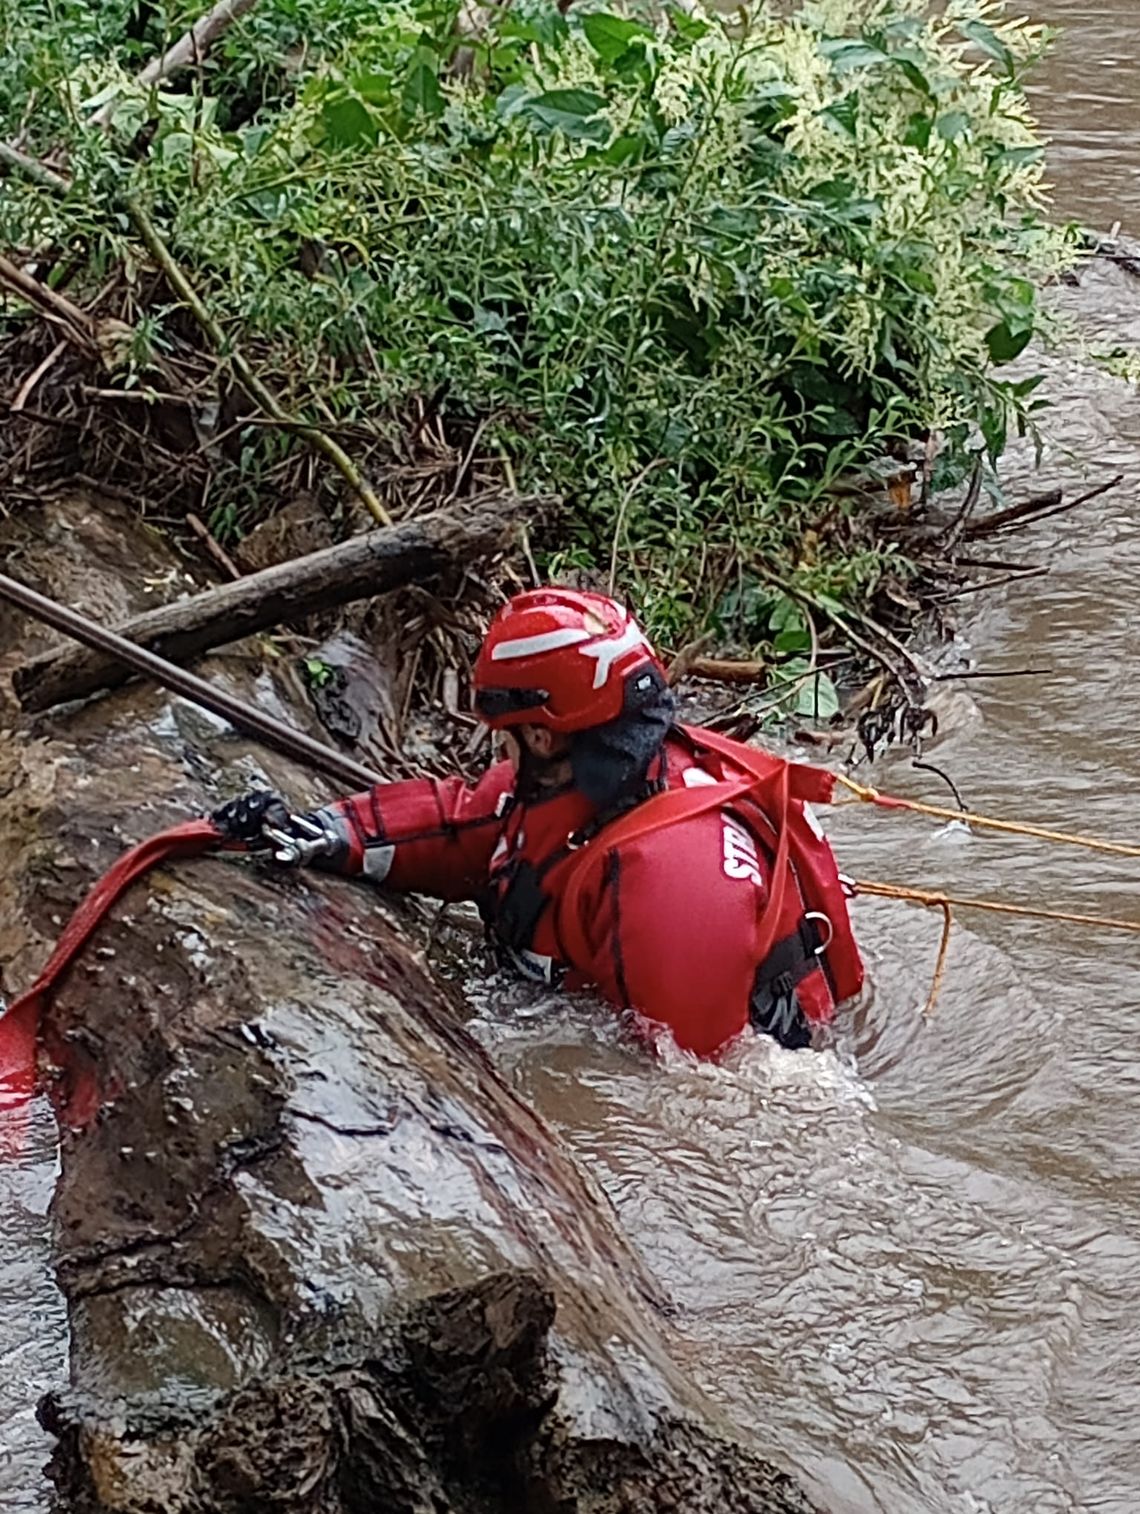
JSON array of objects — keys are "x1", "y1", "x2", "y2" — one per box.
[
  {"x1": 1002, "y1": 276, "x2": 1036, "y2": 312},
  {"x1": 793, "y1": 671, "x2": 839, "y2": 720},
  {"x1": 904, "y1": 111, "x2": 932, "y2": 151},
  {"x1": 900, "y1": 263, "x2": 936, "y2": 295},
  {"x1": 601, "y1": 132, "x2": 645, "y2": 166},
  {"x1": 820, "y1": 96, "x2": 858, "y2": 138},
  {"x1": 668, "y1": 7, "x2": 710, "y2": 43},
  {"x1": 985, "y1": 320, "x2": 1033, "y2": 365},
  {"x1": 353, "y1": 72, "x2": 393, "y2": 105},
  {"x1": 819, "y1": 39, "x2": 890, "y2": 73},
  {"x1": 979, "y1": 404, "x2": 1007, "y2": 458},
  {"x1": 500, "y1": 9, "x2": 569, "y2": 47},
  {"x1": 994, "y1": 145, "x2": 1044, "y2": 168},
  {"x1": 895, "y1": 57, "x2": 932, "y2": 96},
  {"x1": 774, "y1": 626, "x2": 811, "y2": 654},
  {"x1": 321, "y1": 95, "x2": 379, "y2": 148},
  {"x1": 403, "y1": 60, "x2": 444, "y2": 118},
  {"x1": 960, "y1": 19, "x2": 1014, "y2": 76},
  {"x1": 583, "y1": 12, "x2": 649, "y2": 62},
  {"x1": 522, "y1": 88, "x2": 610, "y2": 142},
  {"x1": 936, "y1": 111, "x2": 970, "y2": 141},
  {"x1": 769, "y1": 596, "x2": 804, "y2": 633},
  {"x1": 160, "y1": 130, "x2": 194, "y2": 163}
]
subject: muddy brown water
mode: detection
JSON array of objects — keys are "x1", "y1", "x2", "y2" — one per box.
[{"x1": 2, "y1": 7, "x2": 1139, "y2": 1509}]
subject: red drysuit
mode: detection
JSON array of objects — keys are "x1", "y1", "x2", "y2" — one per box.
[{"x1": 307, "y1": 725, "x2": 864, "y2": 1056}]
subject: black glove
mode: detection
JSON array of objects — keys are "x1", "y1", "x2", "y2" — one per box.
[
  {"x1": 211, "y1": 790, "x2": 291, "y2": 847},
  {"x1": 210, "y1": 791, "x2": 336, "y2": 867}
]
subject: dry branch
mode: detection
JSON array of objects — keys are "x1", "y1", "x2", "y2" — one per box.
[
  {"x1": 963, "y1": 475, "x2": 1122, "y2": 540},
  {"x1": 0, "y1": 141, "x2": 71, "y2": 193},
  {"x1": 0, "y1": 253, "x2": 96, "y2": 351},
  {"x1": 688, "y1": 656, "x2": 767, "y2": 684},
  {"x1": 90, "y1": 0, "x2": 261, "y2": 127},
  {"x1": 13, "y1": 495, "x2": 532, "y2": 712}
]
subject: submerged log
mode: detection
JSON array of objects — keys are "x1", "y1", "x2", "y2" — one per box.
[
  {"x1": 0, "y1": 491, "x2": 820, "y2": 1513},
  {"x1": 12, "y1": 493, "x2": 530, "y2": 714}
]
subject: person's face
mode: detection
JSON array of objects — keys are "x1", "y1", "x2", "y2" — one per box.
[
  {"x1": 497, "y1": 729, "x2": 523, "y2": 772},
  {"x1": 496, "y1": 724, "x2": 564, "y2": 772}
]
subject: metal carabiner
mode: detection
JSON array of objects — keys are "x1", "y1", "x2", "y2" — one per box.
[{"x1": 805, "y1": 910, "x2": 834, "y2": 954}]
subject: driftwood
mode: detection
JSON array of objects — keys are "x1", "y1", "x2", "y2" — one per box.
[
  {"x1": 689, "y1": 656, "x2": 767, "y2": 684},
  {"x1": 0, "y1": 490, "x2": 819, "y2": 1514},
  {"x1": 962, "y1": 474, "x2": 1122, "y2": 541},
  {"x1": 12, "y1": 495, "x2": 529, "y2": 713}
]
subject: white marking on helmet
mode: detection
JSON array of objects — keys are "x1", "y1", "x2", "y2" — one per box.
[
  {"x1": 579, "y1": 620, "x2": 650, "y2": 689},
  {"x1": 491, "y1": 627, "x2": 592, "y2": 661}
]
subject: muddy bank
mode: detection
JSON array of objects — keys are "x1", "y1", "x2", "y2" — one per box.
[{"x1": 0, "y1": 492, "x2": 816, "y2": 1511}]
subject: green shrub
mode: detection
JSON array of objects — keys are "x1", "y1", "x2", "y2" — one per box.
[{"x1": 0, "y1": 0, "x2": 1069, "y2": 654}]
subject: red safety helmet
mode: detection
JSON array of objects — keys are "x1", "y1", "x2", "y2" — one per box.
[{"x1": 473, "y1": 588, "x2": 665, "y2": 734}]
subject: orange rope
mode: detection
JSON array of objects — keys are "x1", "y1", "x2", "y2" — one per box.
[
  {"x1": 922, "y1": 902, "x2": 954, "y2": 1020},
  {"x1": 854, "y1": 878, "x2": 1140, "y2": 935},
  {"x1": 836, "y1": 775, "x2": 1140, "y2": 861}
]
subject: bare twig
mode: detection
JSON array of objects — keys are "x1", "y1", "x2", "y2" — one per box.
[
  {"x1": 964, "y1": 475, "x2": 1121, "y2": 540},
  {"x1": 608, "y1": 460, "x2": 664, "y2": 595},
  {"x1": 0, "y1": 253, "x2": 96, "y2": 351},
  {"x1": 186, "y1": 511, "x2": 242, "y2": 580},
  {"x1": 90, "y1": 0, "x2": 261, "y2": 128},
  {"x1": 11, "y1": 339, "x2": 67, "y2": 411},
  {"x1": 938, "y1": 455, "x2": 983, "y2": 554},
  {"x1": 911, "y1": 759, "x2": 967, "y2": 813},
  {"x1": 922, "y1": 903, "x2": 954, "y2": 1020},
  {"x1": 931, "y1": 665, "x2": 1049, "y2": 681},
  {"x1": 929, "y1": 567, "x2": 1050, "y2": 602},
  {"x1": 665, "y1": 632, "x2": 716, "y2": 684},
  {"x1": 0, "y1": 140, "x2": 71, "y2": 194},
  {"x1": 686, "y1": 656, "x2": 766, "y2": 684},
  {"x1": 950, "y1": 555, "x2": 1044, "y2": 573},
  {"x1": 760, "y1": 567, "x2": 928, "y2": 690}
]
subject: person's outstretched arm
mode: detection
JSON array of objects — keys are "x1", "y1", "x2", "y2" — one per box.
[{"x1": 211, "y1": 760, "x2": 515, "y2": 903}]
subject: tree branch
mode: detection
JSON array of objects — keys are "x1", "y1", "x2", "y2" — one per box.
[{"x1": 90, "y1": 0, "x2": 261, "y2": 128}]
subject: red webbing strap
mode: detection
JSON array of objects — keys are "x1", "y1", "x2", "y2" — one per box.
[
  {"x1": 553, "y1": 729, "x2": 836, "y2": 969},
  {"x1": 0, "y1": 819, "x2": 223, "y2": 1112},
  {"x1": 680, "y1": 724, "x2": 837, "y2": 806}
]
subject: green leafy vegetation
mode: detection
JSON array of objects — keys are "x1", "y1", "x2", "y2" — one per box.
[{"x1": 0, "y1": 0, "x2": 1069, "y2": 663}]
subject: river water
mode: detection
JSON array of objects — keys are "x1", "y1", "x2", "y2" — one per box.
[{"x1": 2, "y1": 5, "x2": 1139, "y2": 1510}]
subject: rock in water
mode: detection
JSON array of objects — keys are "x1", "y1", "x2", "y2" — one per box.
[{"x1": 0, "y1": 491, "x2": 821, "y2": 1514}]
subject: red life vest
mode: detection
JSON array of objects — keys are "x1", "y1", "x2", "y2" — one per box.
[{"x1": 548, "y1": 724, "x2": 864, "y2": 1025}]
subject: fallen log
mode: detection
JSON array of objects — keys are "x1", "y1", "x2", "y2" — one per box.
[
  {"x1": 12, "y1": 494, "x2": 530, "y2": 713},
  {"x1": 0, "y1": 489, "x2": 821, "y2": 1513}
]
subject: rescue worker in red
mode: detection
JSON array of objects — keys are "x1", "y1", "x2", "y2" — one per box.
[{"x1": 211, "y1": 588, "x2": 864, "y2": 1056}]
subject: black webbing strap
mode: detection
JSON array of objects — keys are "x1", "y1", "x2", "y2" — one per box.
[{"x1": 750, "y1": 916, "x2": 824, "y2": 1049}]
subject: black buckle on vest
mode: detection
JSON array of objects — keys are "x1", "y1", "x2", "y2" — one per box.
[{"x1": 750, "y1": 916, "x2": 829, "y2": 1049}]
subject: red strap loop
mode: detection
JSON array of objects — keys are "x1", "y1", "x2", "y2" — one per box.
[{"x1": 0, "y1": 819, "x2": 223, "y2": 1113}]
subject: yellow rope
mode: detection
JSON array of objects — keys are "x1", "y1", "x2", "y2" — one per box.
[
  {"x1": 836, "y1": 775, "x2": 1140, "y2": 861},
  {"x1": 922, "y1": 902, "x2": 954, "y2": 1021},
  {"x1": 854, "y1": 878, "x2": 1140, "y2": 935}
]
